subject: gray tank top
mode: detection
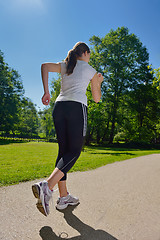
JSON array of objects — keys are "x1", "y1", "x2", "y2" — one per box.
[{"x1": 55, "y1": 60, "x2": 97, "y2": 106}]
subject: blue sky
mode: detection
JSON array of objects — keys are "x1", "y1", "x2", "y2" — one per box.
[{"x1": 0, "y1": 0, "x2": 160, "y2": 110}]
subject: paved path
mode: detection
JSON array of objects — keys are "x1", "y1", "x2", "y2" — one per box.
[{"x1": 0, "y1": 154, "x2": 160, "y2": 240}]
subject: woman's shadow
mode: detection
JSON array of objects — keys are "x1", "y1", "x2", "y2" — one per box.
[{"x1": 39, "y1": 205, "x2": 118, "y2": 240}]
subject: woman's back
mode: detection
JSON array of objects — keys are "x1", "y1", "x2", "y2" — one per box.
[{"x1": 56, "y1": 60, "x2": 96, "y2": 106}]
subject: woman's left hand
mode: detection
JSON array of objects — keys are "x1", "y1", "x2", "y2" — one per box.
[{"x1": 97, "y1": 73, "x2": 103, "y2": 84}]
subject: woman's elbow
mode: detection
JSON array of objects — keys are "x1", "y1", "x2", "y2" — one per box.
[{"x1": 41, "y1": 63, "x2": 47, "y2": 71}]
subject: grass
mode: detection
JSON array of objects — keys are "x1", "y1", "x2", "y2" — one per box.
[{"x1": 0, "y1": 142, "x2": 160, "y2": 186}]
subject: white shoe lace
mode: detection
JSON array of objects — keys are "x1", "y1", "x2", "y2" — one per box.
[{"x1": 49, "y1": 187, "x2": 58, "y2": 210}]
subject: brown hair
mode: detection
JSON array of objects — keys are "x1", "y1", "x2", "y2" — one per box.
[{"x1": 65, "y1": 42, "x2": 90, "y2": 75}]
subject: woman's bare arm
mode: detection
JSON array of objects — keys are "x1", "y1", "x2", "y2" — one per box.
[
  {"x1": 41, "y1": 63, "x2": 61, "y2": 94},
  {"x1": 41, "y1": 63, "x2": 61, "y2": 105},
  {"x1": 90, "y1": 73, "x2": 103, "y2": 103}
]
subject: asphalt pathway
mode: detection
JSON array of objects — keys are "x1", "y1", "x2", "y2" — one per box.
[{"x1": 0, "y1": 154, "x2": 160, "y2": 240}]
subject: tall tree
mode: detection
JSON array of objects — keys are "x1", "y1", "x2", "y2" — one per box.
[
  {"x1": 117, "y1": 83, "x2": 160, "y2": 143},
  {"x1": 89, "y1": 27, "x2": 152, "y2": 143},
  {"x1": 17, "y1": 98, "x2": 39, "y2": 137},
  {"x1": 0, "y1": 50, "x2": 24, "y2": 135}
]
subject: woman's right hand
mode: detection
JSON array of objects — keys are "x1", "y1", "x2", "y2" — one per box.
[{"x1": 42, "y1": 92, "x2": 51, "y2": 105}]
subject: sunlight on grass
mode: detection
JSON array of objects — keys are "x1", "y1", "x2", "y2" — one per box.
[{"x1": 0, "y1": 142, "x2": 160, "y2": 186}]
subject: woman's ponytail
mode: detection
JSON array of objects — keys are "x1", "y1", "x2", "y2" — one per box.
[
  {"x1": 65, "y1": 50, "x2": 77, "y2": 75},
  {"x1": 65, "y1": 42, "x2": 90, "y2": 75}
]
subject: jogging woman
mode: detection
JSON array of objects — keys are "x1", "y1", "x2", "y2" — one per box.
[{"x1": 32, "y1": 42, "x2": 103, "y2": 216}]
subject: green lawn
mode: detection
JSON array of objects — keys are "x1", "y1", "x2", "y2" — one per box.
[{"x1": 0, "y1": 142, "x2": 160, "y2": 186}]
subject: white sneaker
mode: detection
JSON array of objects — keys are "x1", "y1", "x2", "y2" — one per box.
[
  {"x1": 56, "y1": 193, "x2": 79, "y2": 210},
  {"x1": 32, "y1": 180, "x2": 53, "y2": 216}
]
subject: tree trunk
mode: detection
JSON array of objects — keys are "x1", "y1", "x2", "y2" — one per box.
[
  {"x1": 96, "y1": 127, "x2": 101, "y2": 144},
  {"x1": 109, "y1": 100, "x2": 118, "y2": 144},
  {"x1": 109, "y1": 114, "x2": 116, "y2": 144},
  {"x1": 85, "y1": 127, "x2": 94, "y2": 146},
  {"x1": 102, "y1": 117, "x2": 110, "y2": 142}
]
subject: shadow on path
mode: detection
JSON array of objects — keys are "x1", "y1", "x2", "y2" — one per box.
[{"x1": 40, "y1": 205, "x2": 118, "y2": 240}]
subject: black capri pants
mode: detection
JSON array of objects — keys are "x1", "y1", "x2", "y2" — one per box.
[{"x1": 52, "y1": 101, "x2": 87, "y2": 181}]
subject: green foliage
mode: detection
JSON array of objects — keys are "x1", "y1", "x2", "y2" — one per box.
[
  {"x1": 150, "y1": 67, "x2": 160, "y2": 90},
  {"x1": 88, "y1": 27, "x2": 159, "y2": 144},
  {"x1": 38, "y1": 108, "x2": 55, "y2": 139},
  {"x1": 115, "y1": 82, "x2": 160, "y2": 144},
  {"x1": 0, "y1": 50, "x2": 39, "y2": 138},
  {"x1": 86, "y1": 84, "x2": 109, "y2": 145},
  {"x1": 17, "y1": 98, "x2": 39, "y2": 137},
  {"x1": 50, "y1": 74, "x2": 61, "y2": 105},
  {"x1": 0, "y1": 50, "x2": 24, "y2": 134}
]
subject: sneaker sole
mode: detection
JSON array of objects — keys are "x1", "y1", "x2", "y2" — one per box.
[
  {"x1": 36, "y1": 199, "x2": 47, "y2": 216},
  {"x1": 56, "y1": 201, "x2": 79, "y2": 210},
  {"x1": 32, "y1": 184, "x2": 48, "y2": 217},
  {"x1": 32, "y1": 184, "x2": 40, "y2": 199}
]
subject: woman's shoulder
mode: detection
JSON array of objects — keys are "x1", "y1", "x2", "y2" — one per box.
[
  {"x1": 78, "y1": 61, "x2": 97, "y2": 80},
  {"x1": 77, "y1": 60, "x2": 96, "y2": 71},
  {"x1": 85, "y1": 62, "x2": 97, "y2": 76}
]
